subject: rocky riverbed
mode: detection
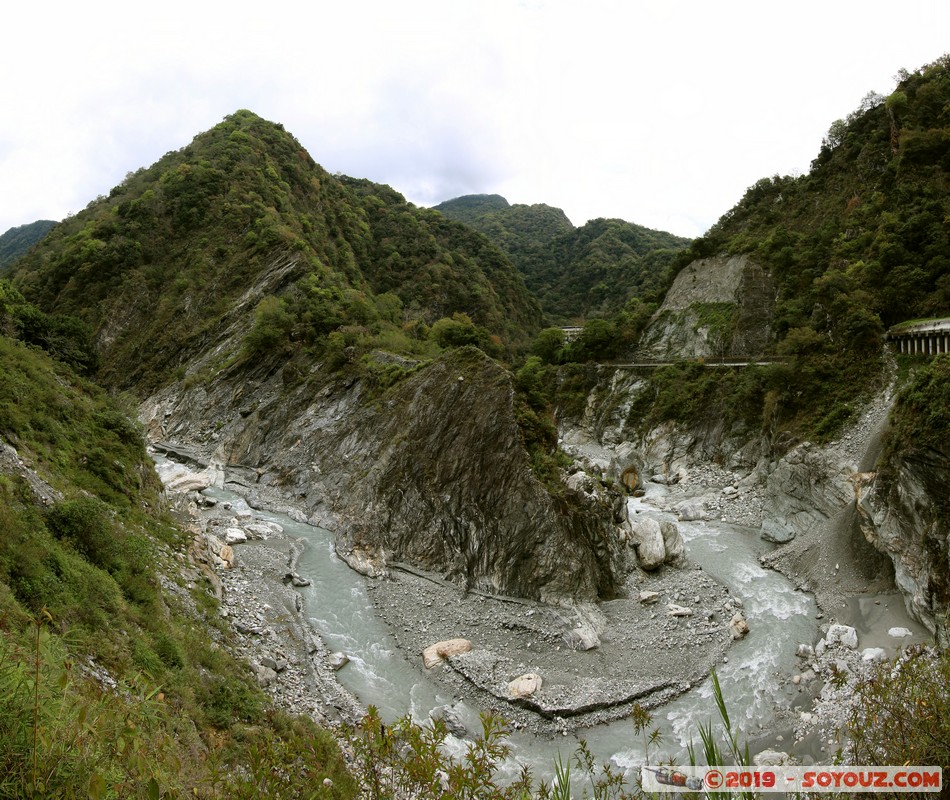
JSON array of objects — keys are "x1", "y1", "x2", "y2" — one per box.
[
  {"x1": 367, "y1": 558, "x2": 738, "y2": 737},
  {"x1": 152, "y1": 421, "x2": 932, "y2": 769},
  {"x1": 156, "y1": 455, "x2": 364, "y2": 730},
  {"x1": 156, "y1": 449, "x2": 749, "y2": 740}
]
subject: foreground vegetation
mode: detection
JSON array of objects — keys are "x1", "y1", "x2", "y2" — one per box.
[
  {"x1": 0, "y1": 301, "x2": 356, "y2": 797},
  {"x1": 344, "y1": 655, "x2": 950, "y2": 799}
]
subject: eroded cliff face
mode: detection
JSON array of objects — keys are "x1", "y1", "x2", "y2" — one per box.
[
  {"x1": 854, "y1": 447, "x2": 950, "y2": 640},
  {"x1": 560, "y1": 370, "x2": 938, "y2": 630},
  {"x1": 637, "y1": 254, "x2": 775, "y2": 360},
  {"x1": 142, "y1": 347, "x2": 630, "y2": 604},
  {"x1": 760, "y1": 443, "x2": 854, "y2": 544}
]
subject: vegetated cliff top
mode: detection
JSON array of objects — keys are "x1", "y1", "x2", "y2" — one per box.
[
  {"x1": 10, "y1": 110, "x2": 542, "y2": 394},
  {"x1": 0, "y1": 219, "x2": 57, "y2": 271},
  {"x1": 693, "y1": 54, "x2": 950, "y2": 334},
  {"x1": 632, "y1": 54, "x2": 950, "y2": 442},
  {"x1": 434, "y1": 194, "x2": 576, "y2": 244},
  {"x1": 432, "y1": 193, "x2": 518, "y2": 223},
  {"x1": 435, "y1": 194, "x2": 690, "y2": 323}
]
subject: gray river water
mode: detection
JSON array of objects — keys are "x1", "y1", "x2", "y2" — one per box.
[{"x1": 191, "y1": 471, "x2": 929, "y2": 785}]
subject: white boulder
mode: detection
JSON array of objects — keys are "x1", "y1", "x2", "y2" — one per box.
[
  {"x1": 629, "y1": 517, "x2": 666, "y2": 570},
  {"x1": 224, "y1": 527, "x2": 248, "y2": 544},
  {"x1": 729, "y1": 612, "x2": 750, "y2": 640},
  {"x1": 825, "y1": 624, "x2": 858, "y2": 650},
  {"x1": 422, "y1": 638, "x2": 472, "y2": 669},
  {"x1": 667, "y1": 604, "x2": 693, "y2": 617},
  {"x1": 507, "y1": 673, "x2": 543, "y2": 699}
]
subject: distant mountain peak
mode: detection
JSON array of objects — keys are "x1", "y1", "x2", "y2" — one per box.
[
  {"x1": 435, "y1": 194, "x2": 689, "y2": 321},
  {"x1": 0, "y1": 220, "x2": 57, "y2": 271}
]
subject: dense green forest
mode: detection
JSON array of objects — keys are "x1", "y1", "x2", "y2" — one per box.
[
  {"x1": 434, "y1": 194, "x2": 689, "y2": 322},
  {"x1": 1, "y1": 54, "x2": 949, "y2": 797},
  {"x1": 10, "y1": 111, "x2": 542, "y2": 394},
  {"x1": 542, "y1": 54, "x2": 950, "y2": 444},
  {"x1": 0, "y1": 220, "x2": 56, "y2": 271}
]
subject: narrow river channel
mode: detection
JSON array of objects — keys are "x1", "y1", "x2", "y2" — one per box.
[{"x1": 193, "y1": 472, "x2": 928, "y2": 785}]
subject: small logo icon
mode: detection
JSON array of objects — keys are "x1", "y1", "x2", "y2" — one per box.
[{"x1": 644, "y1": 767, "x2": 704, "y2": 791}]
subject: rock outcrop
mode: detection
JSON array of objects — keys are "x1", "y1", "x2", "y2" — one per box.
[
  {"x1": 0, "y1": 440, "x2": 62, "y2": 507},
  {"x1": 143, "y1": 347, "x2": 631, "y2": 604},
  {"x1": 624, "y1": 511, "x2": 685, "y2": 571},
  {"x1": 637, "y1": 254, "x2": 774, "y2": 360},
  {"x1": 760, "y1": 442, "x2": 853, "y2": 543},
  {"x1": 854, "y1": 446, "x2": 950, "y2": 639},
  {"x1": 423, "y1": 639, "x2": 473, "y2": 669}
]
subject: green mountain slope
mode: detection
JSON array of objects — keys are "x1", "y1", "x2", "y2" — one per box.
[
  {"x1": 434, "y1": 195, "x2": 689, "y2": 321},
  {"x1": 0, "y1": 291, "x2": 355, "y2": 797},
  {"x1": 431, "y1": 193, "x2": 515, "y2": 225},
  {"x1": 0, "y1": 220, "x2": 57, "y2": 271},
  {"x1": 630, "y1": 54, "x2": 950, "y2": 442},
  {"x1": 517, "y1": 217, "x2": 690, "y2": 321},
  {"x1": 699, "y1": 56, "x2": 950, "y2": 333},
  {"x1": 12, "y1": 111, "x2": 541, "y2": 393},
  {"x1": 433, "y1": 194, "x2": 575, "y2": 249}
]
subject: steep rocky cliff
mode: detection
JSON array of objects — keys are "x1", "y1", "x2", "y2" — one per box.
[
  {"x1": 854, "y1": 447, "x2": 950, "y2": 641},
  {"x1": 143, "y1": 347, "x2": 631, "y2": 603},
  {"x1": 637, "y1": 254, "x2": 775, "y2": 360},
  {"x1": 559, "y1": 362, "x2": 948, "y2": 636}
]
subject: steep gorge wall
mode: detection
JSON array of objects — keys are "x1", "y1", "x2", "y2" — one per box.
[
  {"x1": 638, "y1": 254, "x2": 775, "y2": 360},
  {"x1": 854, "y1": 447, "x2": 950, "y2": 641},
  {"x1": 142, "y1": 348, "x2": 630, "y2": 603},
  {"x1": 563, "y1": 368, "x2": 948, "y2": 637}
]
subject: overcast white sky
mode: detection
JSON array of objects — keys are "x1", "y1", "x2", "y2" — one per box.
[{"x1": 2, "y1": 1, "x2": 947, "y2": 239}]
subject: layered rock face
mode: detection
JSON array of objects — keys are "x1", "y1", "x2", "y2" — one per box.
[
  {"x1": 143, "y1": 347, "x2": 630, "y2": 603},
  {"x1": 637, "y1": 254, "x2": 774, "y2": 360},
  {"x1": 560, "y1": 368, "x2": 919, "y2": 627},
  {"x1": 854, "y1": 447, "x2": 950, "y2": 639},
  {"x1": 760, "y1": 442, "x2": 854, "y2": 544}
]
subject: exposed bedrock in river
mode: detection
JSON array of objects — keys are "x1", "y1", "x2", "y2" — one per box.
[
  {"x1": 142, "y1": 347, "x2": 632, "y2": 604},
  {"x1": 854, "y1": 446, "x2": 950, "y2": 640},
  {"x1": 562, "y1": 369, "x2": 949, "y2": 641}
]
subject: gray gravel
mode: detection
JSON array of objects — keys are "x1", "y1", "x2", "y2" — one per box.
[
  {"x1": 368, "y1": 558, "x2": 738, "y2": 736},
  {"x1": 219, "y1": 537, "x2": 364, "y2": 727},
  {"x1": 166, "y1": 488, "x2": 365, "y2": 731}
]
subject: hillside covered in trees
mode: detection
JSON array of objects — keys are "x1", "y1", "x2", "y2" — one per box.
[
  {"x1": 10, "y1": 111, "x2": 543, "y2": 394},
  {"x1": 572, "y1": 54, "x2": 950, "y2": 444},
  {"x1": 434, "y1": 194, "x2": 690, "y2": 322},
  {"x1": 0, "y1": 283, "x2": 357, "y2": 797},
  {"x1": 0, "y1": 220, "x2": 56, "y2": 271},
  {"x1": 1, "y1": 53, "x2": 949, "y2": 798}
]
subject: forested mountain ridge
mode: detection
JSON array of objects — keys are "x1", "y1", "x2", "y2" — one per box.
[
  {"x1": 0, "y1": 219, "x2": 57, "y2": 271},
  {"x1": 617, "y1": 54, "x2": 950, "y2": 443},
  {"x1": 696, "y1": 55, "x2": 950, "y2": 333},
  {"x1": 433, "y1": 194, "x2": 576, "y2": 246},
  {"x1": 598, "y1": 55, "x2": 950, "y2": 650},
  {"x1": 10, "y1": 111, "x2": 542, "y2": 393},
  {"x1": 7, "y1": 109, "x2": 629, "y2": 610},
  {"x1": 0, "y1": 56, "x2": 948, "y2": 795},
  {"x1": 434, "y1": 194, "x2": 690, "y2": 322}
]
